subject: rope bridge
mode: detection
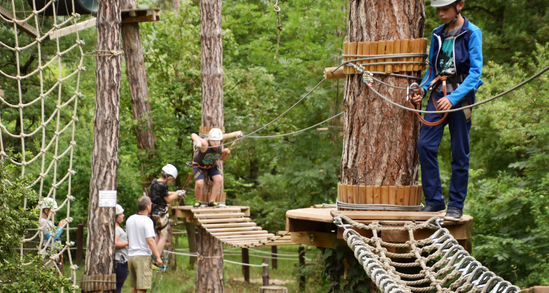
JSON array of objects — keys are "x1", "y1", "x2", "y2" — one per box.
[
  {"x1": 332, "y1": 214, "x2": 521, "y2": 293},
  {"x1": 0, "y1": 0, "x2": 86, "y2": 290}
]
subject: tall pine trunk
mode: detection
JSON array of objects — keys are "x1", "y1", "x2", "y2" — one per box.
[
  {"x1": 341, "y1": 0, "x2": 425, "y2": 186},
  {"x1": 196, "y1": 0, "x2": 224, "y2": 291},
  {"x1": 83, "y1": 0, "x2": 121, "y2": 289},
  {"x1": 121, "y1": 0, "x2": 158, "y2": 195}
]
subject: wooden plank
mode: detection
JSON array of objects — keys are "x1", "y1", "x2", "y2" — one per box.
[
  {"x1": 346, "y1": 184, "x2": 353, "y2": 204},
  {"x1": 337, "y1": 182, "x2": 342, "y2": 202},
  {"x1": 198, "y1": 217, "x2": 252, "y2": 224},
  {"x1": 380, "y1": 186, "x2": 389, "y2": 204},
  {"x1": 357, "y1": 42, "x2": 365, "y2": 65},
  {"x1": 121, "y1": 15, "x2": 159, "y2": 24},
  {"x1": 206, "y1": 227, "x2": 262, "y2": 233},
  {"x1": 402, "y1": 186, "x2": 410, "y2": 205},
  {"x1": 192, "y1": 207, "x2": 242, "y2": 213},
  {"x1": 394, "y1": 40, "x2": 401, "y2": 72},
  {"x1": 410, "y1": 186, "x2": 418, "y2": 207},
  {"x1": 194, "y1": 212, "x2": 246, "y2": 218},
  {"x1": 349, "y1": 42, "x2": 357, "y2": 74},
  {"x1": 325, "y1": 67, "x2": 345, "y2": 80},
  {"x1": 373, "y1": 186, "x2": 381, "y2": 204},
  {"x1": 385, "y1": 40, "x2": 394, "y2": 73},
  {"x1": 413, "y1": 39, "x2": 421, "y2": 71},
  {"x1": 377, "y1": 41, "x2": 385, "y2": 72},
  {"x1": 212, "y1": 230, "x2": 269, "y2": 237},
  {"x1": 353, "y1": 185, "x2": 359, "y2": 207},
  {"x1": 341, "y1": 184, "x2": 347, "y2": 204},
  {"x1": 202, "y1": 222, "x2": 257, "y2": 228},
  {"x1": 370, "y1": 42, "x2": 377, "y2": 72},
  {"x1": 407, "y1": 39, "x2": 414, "y2": 71},
  {"x1": 396, "y1": 186, "x2": 405, "y2": 205},
  {"x1": 48, "y1": 18, "x2": 97, "y2": 40},
  {"x1": 358, "y1": 185, "x2": 366, "y2": 204},
  {"x1": 216, "y1": 234, "x2": 272, "y2": 240},
  {"x1": 363, "y1": 42, "x2": 371, "y2": 70},
  {"x1": 366, "y1": 186, "x2": 374, "y2": 204},
  {"x1": 0, "y1": 6, "x2": 38, "y2": 39},
  {"x1": 334, "y1": 210, "x2": 470, "y2": 221},
  {"x1": 417, "y1": 185, "x2": 423, "y2": 205},
  {"x1": 388, "y1": 186, "x2": 396, "y2": 205},
  {"x1": 343, "y1": 42, "x2": 349, "y2": 74}
]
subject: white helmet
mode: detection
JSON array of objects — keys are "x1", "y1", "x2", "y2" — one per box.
[
  {"x1": 162, "y1": 164, "x2": 178, "y2": 179},
  {"x1": 209, "y1": 128, "x2": 223, "y2": 141},
  {"x1": 115, "y1": 204, "x2": 124, "y2": 215},
  {"x1": 41, "y1": 197, "x2": 58, "y2": 210},
  {"x1": 431, "y1": 0, "x2": 460, "y2": 7}
]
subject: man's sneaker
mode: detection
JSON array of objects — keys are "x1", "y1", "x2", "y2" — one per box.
[
  {"x1": 208, "y1": 201, "x2": 219, "y2": 207},
  {"x1": 445, "y1": 207, "x2": 463, "y2": 220},
  {"x1": 420, "y1": 204, "x2": 446, "y2": 212},
  {"x1": 218, "y1": 202, "x2": 226, "y2": 207}
]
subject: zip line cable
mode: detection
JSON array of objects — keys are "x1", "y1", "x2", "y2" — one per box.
[{"x1": 247, "y1": 112, "x2": 343, "y2": 138}]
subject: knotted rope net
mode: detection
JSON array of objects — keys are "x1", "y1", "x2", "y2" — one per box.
[
  {"x1": 1, "y1": 0, "x2": 86, "y2": 290},
  {"x1": 332, "y1": 214, "x2": 520, "y2": 293}
]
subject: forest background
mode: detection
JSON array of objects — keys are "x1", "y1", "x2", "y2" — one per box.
[{"x1": 1, "y1": 0, "x2": 549, "y2": 289}]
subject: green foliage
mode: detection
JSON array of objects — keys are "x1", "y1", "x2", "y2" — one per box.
[
  {"x1": 319, "y1": 246, "x2": 369, "y2": 293},
  {"x1": 0, "y1": 163, "x2": 71, "y2": 292}
]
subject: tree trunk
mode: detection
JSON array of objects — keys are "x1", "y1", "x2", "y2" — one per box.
[
  {"x1": 121, "y1": 0, "x2": 158, "y2": 195},
  {"x1": 196, "y1": 227, "x2": 224, "y2": 292},
  {"x1": 83, "y1": 0, "x2": 121, "y2": 290},
  {"x1": 196, "y1": 0, "x2": 224, "y2": 291},
  {"x1": 341, "y1": 0, "x2": 425, "y2": 186}
]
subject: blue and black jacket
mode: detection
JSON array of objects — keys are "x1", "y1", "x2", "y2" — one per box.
[{"x1": 420, "y1": 16, "x2": 483, "y2": 105}]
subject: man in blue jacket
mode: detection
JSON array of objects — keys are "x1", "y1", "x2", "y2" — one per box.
[{"x1": 410, "y1": 0, "x2": 483, "y2": 219}]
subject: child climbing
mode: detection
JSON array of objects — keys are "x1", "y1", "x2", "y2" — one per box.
[
  {"x1": 410, "y1": 0, "x2": 483, "y2": 220},
  {"x1": 149, "y1": 164, "x2": 185, "y2": 256},
  {"x1": 191, "y1": 128, "x2": 231, "y2": 208}
]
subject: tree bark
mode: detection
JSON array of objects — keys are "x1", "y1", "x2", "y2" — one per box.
[
  {"x1": 83, "y1": 0, "x2": 121, "y2": 290},
  {"x1": 341, "y1": 0, "x2": 425, "y2": 186},
  {"x1": 121, "y1": 0, "x2": 158, "y2": 194},
  {"x1": 196, "y1": 226, "x2": 224, "y2": 292},
  {"x1": 196, "y1": 0, "x2": 224, "y2": 291}
]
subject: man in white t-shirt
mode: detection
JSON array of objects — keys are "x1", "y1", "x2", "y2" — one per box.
[{"x1": 126, "y1": 196, "x2": 162, "y2": 293}]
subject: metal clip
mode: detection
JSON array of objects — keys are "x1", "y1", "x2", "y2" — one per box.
[
  {"x1": 407, "y1": 82, "x2": 420, "y2": 102},
  {"x1": 427, "y1": 217, "x2": 443, "y2": 229},
  {"x1": 362, "y1": 71, "x2": 374, "y2": 85}
]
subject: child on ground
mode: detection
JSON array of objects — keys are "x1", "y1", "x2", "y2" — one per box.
[
  {"x1": 191, "y1": 128, "x2": 231, "y2": 208},
  {"x1": 149, "y1": 164, "x2": 185, "y2": 256},
  {"x1": 114, "y1": 204, "x2": 129, "y2": 293},
  {"x1": 410, "y1": 0, "x2": 483, "y2": 219}
]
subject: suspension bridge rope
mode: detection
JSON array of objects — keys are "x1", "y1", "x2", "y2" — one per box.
[
  {"x1": 0, "y1": 0, "x2": 86, "y2": 290},
  {"x1": 333, "y1": 214, "x2": 521, "y2": 293}
]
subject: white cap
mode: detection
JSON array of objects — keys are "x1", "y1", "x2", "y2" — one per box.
[
  {"x1": 41, "y1": 197, "x2": 58, "y2": 210},
  {"x1": 209, "y1": 128, "x2": 223, "y2": 141},
  {"x1": 162, "y1": 164, "x2": 178, "y2": 179},
  {"x1": 430, "y1": 0, "x2": 460, "y2": 7},
  {"x1": 115, "y1": 204, "x2": 124, "y2": 215}
]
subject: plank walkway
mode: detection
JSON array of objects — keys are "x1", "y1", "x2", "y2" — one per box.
[{"x1": 174, "y1": 206, "x2": 292, "y2": 248}]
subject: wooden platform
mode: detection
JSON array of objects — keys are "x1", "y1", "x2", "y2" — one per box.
[
  {"x1": 286, "y1": 207, "x2": 473, "y2": 251},
  {"x1": 121, "y1": 9, "x2": 160, "y2": 24}
]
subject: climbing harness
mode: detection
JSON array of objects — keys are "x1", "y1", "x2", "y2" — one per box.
[{"x1": 332, "y1": 214, "x2": 522, "y2": 293}]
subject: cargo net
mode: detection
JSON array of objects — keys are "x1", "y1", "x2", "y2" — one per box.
[
  {"x1": 332, "y1": 215, "x2": 521, "y2": 293},
  {"x1": 0, "y1": 0, "x2": 85, "y2": 290}
]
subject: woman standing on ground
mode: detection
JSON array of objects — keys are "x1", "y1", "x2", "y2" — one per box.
[{"x1": 114, "y1": 204, "x2": 129, "y2": 292}]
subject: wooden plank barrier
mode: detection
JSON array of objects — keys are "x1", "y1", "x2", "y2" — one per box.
[
  {"x1": 331, "y1": 38, "x2": 427, "y2": 78},
  {"x1": 336, "y1": 184, "x2": 424, "y2": 210}
]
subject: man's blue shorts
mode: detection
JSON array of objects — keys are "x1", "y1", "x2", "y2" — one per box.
[{"x1": 193, "y1": 164, "x2": 222, "y2": 181}]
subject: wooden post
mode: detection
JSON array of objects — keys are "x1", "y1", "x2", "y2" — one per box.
[
  {"x1": 83, "y1": 0, "x2": 122, "y2": 288},
  {"x1": 262, "y1": 258, "x2": 269, "y2": 286},
  {"x1": 271, "y1": 245, "x2": 278, "y2": 270},
  {"x1": 76, "y1": 224, "x2": 84, "y2": 266},
  {"x1": 196, "y1": 0, "x2": 224, "y2": 290},
  {"x1": 242, "y1": 248, "x2": 250, "y2": 283},
  {"x1": 298, "y1": 246, "x2": 306, "y2": 291},
  {"x1": 184, "y1": 219, "x2": 198, "y2": 268},
  {"x1": 121, "y1": 0, "x2": 158, "y2": 195}
]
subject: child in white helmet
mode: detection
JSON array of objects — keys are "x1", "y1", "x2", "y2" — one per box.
[
  {"x1": 39, "y1": 197, "x2": 66, "y2": 269},
  {"x1": 114, "y1": 204, "x2": 129, "y2": 293},
  {"x1": 149, "y1": 164, "x2": 185, "y2": 256},
  {"x1": 191, "y1": 128, "x2": 231, "y2": 208}
]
